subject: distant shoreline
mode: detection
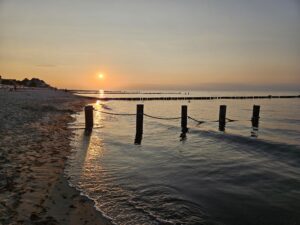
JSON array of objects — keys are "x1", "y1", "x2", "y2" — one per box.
[
  {"x1": 69, "y1": 90, "x2": 183, "y2": 95},
  {"x1": 76, "y1": 94, "x2": 300, "y2": 101}
]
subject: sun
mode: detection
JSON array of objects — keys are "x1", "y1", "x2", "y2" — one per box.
[{"x1": 98, "y1": 73, "x2": 104, "y2": 79}]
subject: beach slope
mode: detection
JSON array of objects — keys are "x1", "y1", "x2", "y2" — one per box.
[{"x1": 0, "y1": 89, "x2": 111, "y2": 225}]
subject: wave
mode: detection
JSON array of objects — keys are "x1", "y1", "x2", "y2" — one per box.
[{"x1": 64, "y1": 174, "x2": 116, "y2": 225}]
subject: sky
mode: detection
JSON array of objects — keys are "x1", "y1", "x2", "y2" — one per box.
[{"x1": 0, "y1": 0, "x2": 299, "y2": 90}]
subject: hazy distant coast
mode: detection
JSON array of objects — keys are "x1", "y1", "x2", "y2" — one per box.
[
  {"x1": 0, "y1": 76, "x2": 53, "y2": 89},
  {"x1": 0, "y1": 89, "x2": 111, "y2": 225}
]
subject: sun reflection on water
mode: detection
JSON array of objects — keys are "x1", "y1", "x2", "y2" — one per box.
[
  {"x1": 99, "y1": 89, "x2": 105, "y2": 98},
  {"x1": 84, "y1": 135, "x2": 104, "y2": 162}
]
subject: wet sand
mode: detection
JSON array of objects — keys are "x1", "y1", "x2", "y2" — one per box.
[{"x1": 0, "y1": 89, "x2": 111, "y2": 225}]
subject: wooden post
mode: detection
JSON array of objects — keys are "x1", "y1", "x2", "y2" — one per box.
[
  {"x1": 85, "y1": 105, "x2": 94, "y2": 131},
  {"x1": 252, "y1": 105, "x2": 260, "y2": 127},
  {"x1": 134, "y1": 104, "x2": 144, "y2": 145},
  {"x1": 181, "y1": 105, "x2": 188, "y2": 133},
  {"x1": 219, "y1": 105, "x2": 226, "y2": 131}
]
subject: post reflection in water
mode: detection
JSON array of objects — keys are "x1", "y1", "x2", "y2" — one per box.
[
  {"x1": 251, "y1": 119, "x2": 260, "y2": 138},
  {"x1": 251, "y1": 105, "x2": 260, "y2": 138},
  {"x1": 180, "y1": 131, "x2": 187, "y2": 141},
  {"x1": 219, "y1": 124, "x2": 226, "y2": 132},
  {"x1": 81, "y1": 133, "x2": 91, "y2": 158}
]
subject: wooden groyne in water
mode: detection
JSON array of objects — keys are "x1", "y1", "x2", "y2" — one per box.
[
  {"x1": 83, "y1": 104, "x2": 262, "y2": 144},
  {"x1": 79, "y1": 95, "x2": 300, "y2": 101}
]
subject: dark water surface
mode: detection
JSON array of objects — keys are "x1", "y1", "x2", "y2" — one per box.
[{"x1": 66, "y1": 92, "x2": 300, "y2": 225}]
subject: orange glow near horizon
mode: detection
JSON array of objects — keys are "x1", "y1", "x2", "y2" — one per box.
[
  {"x1": 0, "y1": 1, "x2": 299, "y2": 91},
  {"x1": 98, "y1": 73, "x2": 104, "y2": 79}
]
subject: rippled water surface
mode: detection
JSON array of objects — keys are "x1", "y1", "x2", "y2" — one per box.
[{"x1": 66, "y1": 91, "x2": 300, "y2": 225}]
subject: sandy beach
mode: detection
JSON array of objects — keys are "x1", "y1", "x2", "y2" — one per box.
[{"x1": 0, "y1": 89, "x2": 111, "y2": 225}]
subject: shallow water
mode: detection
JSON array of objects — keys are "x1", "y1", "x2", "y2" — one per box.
[{"x1": 66, "y1": 91, "x2": 300, "y2": 225}]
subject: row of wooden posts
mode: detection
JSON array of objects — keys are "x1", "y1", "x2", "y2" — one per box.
[{"x1": 84, "y1": 104, "x2": 260, "y2": 144}]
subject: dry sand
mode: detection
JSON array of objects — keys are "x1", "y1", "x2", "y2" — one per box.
[{"x1": 0, "y1": 89, "x2": 112, "y2": 225}]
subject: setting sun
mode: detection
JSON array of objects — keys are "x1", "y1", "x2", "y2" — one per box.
[{"x1": 98, "y1": 74, "x2": 104, "y2": 79}]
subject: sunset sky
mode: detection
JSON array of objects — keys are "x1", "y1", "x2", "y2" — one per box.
[{"x1": 0, "y1": 0, "x2": 299, "y2": 90}]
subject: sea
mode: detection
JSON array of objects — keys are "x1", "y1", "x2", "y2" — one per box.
[{"x1": 65, "y1": 91, "x2": 300, "y2": 225}]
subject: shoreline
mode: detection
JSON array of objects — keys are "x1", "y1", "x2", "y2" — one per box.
[{"x1": 0, "y1": 89, "x2": 111, "y2": 225}]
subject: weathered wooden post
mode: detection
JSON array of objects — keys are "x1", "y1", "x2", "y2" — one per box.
[
  {"x1": 85, "y1": 105, "x2": 94, "y2": 131},
  {"x1": 134, "y1": 104, "x2": 144, "y2": 145},
  {"x1": 219, "y1": 105, "x2": 226, "y2": 131},
  {"x1": 181, "y1": 105, "x2": 188, "y2": 133},
  {"x1": 180, "y1": 105, "x2": 188, "y2": 140},
  {"x1": 251, "y1": 105, "x2": 260, "y2": 128}
]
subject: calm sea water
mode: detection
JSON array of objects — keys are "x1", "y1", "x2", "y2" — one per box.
[{"x1": 66, "y1": 91, "x2": 300, "y2": 225}]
